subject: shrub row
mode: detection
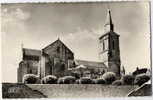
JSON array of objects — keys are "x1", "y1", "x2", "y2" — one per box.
[
  {"x1": 23, "y1": 72, "x2": 150, "y2": 86},
  {"x1": 112, "y1": 74, "x2": 150, "y2": 86},
  {"x1": 22, "y1": 74, "x2": 40, "y2": 84}
]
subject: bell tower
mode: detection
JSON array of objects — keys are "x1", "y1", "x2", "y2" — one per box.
[{"x1": 99, "y1": 9, "x2": 121, "y2": 77}]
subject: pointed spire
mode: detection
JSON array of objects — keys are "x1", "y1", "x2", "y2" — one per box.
[
  {"x1": 104, "y1": 9, "x2": 114, "y2": 32},
  {"x1": 105, "y1": 9, "x2": 113, "y2": 25}
]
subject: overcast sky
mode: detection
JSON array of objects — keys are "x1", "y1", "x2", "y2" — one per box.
[{"x1": 1, "y1": 1, "x2": 150, "y2": 82}]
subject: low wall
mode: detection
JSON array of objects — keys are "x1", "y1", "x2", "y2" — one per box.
[
  {"x1": 27, "y1": 84, "x2": 138, "y2": 98},
  {"x1": 2, "y1": 83, "x2": 47, "y2": 98},
  {"x1": 128, "y1": 84, "x2": 152, "y2": 96}
]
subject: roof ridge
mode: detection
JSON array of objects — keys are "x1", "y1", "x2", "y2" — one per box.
[
  {"x1": 23, "y1": 48, "x2": 41, "y2": 51},
  {"x1": 42, "y1": 39, "x2": 74, "y2": 54},
  {"x1": 75, "y1": 59, "x2": 103, "y2": 63}
]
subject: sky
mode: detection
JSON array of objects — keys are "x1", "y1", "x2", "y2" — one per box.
[{"x1": 1, "y1": 1, "x2": 151, "y2": 82}]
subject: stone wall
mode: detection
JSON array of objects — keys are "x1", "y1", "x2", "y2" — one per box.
[
  {"x1": 108, "y1": 32, "x2": 121, "y2": 76},
  {"x1": 27, "y1": 84, "x2": 138, "y2": 98}
]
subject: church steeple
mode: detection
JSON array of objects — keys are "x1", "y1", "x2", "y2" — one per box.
[
  {"x1": 99, "y1": 9, "x2": 121, "y2": 77},
  {"x1": 104, "y1": 9, "x2": 114, "y2": 33}
]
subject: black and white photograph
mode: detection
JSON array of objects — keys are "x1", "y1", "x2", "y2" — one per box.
[{"x1": 1, "y1": 0, "x2": 152, "y2": 98}]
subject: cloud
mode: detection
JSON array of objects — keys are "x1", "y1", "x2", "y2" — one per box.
[
  {"x1": 15, "y1": 8, "x2": 30, "y2": 20},
  {"x1": 2, "y1": 7, "x2": 30, "y2": 21},
  {"x1": 1, "y1": 7, "x2": 32, "y2": 82},
  {"x1": 2, "y1": 7, "x2": 31, "y2": 31},
  {"x1": 63, "y1": 27, "x2": 98, "y2": 41}
]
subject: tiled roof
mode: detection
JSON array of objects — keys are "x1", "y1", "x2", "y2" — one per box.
[
  {"x1": 23, "y1": 48, "x2": 41, "y2": 57},
  {"x1": 75, "y1": 59, "x2": 107, "y2": 69}
]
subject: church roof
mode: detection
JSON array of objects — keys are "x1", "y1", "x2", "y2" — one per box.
[
  {"x1": 75, "y1": 59, "x2": 107, "y2": 69},
  {"x1": 42, "y1": 38, "x2": 74, "y2": 54},
  {"x1": 23, "y1": 48, "x2": 41, "y2": 57}
]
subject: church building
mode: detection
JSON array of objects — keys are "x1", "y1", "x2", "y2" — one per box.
[{"x1": 17, "y1": 9, "x2": 121, "y2": 83}]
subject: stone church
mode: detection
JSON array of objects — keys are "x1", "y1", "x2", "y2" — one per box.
[{"x1": 17, "y1": 9, "x2": 121, "y2": 82}]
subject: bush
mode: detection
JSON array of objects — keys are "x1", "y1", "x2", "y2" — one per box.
[
  {"x1": 112, "y1": 80, "x2": 123, "y2": 86},
  {"x1": 70, "y1": 72, "x2": 80, "y2": 79},
  {"x1": 57, "y1": 77, "x2": 64, "y2": 84},
  {"x1": 23, "y1": 74, "x2": 39, "y2": 84},
  {"x1": 57, "y1": 76, "x2": 76, "y2": 84},
  {"x1": 41, "y1": 75, "x2": 57, "y2": 84},
  {"x1": 102, "y1": 72, "x2": 117, "y2": 84},
  {"x1": 134, "y1": 74, "x2": 150, "y2": 86},
  {"x1": 94, "y1": 78, "x2": 106, "y2": 84},
  {"x1": 75, "y1": 79, "x2": 80, "y2": 84},
  {"x1": 121, "y1": 75, "x2": 135, "y2": 85},
  {"x1": 78, "y1": 77, "x2": 94, "y2": 84}
]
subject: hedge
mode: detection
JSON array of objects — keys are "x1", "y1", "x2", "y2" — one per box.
[
  {"x1": 121, "y1": 75, "x2": 134, "y2": 85},
  {"x1": 102, "y1": 72, "x2": 117, "y2": 84},
  {"x1": 23, "y1": 74, "x2": 39, "y2": 84},
  {"x1": 57, "y1": 76, "x2": 76, "y2": 84},
  {"x1": 41, "y1": 75, "x2": 57, "y2": 84}
]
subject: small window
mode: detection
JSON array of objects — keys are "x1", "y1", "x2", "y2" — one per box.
[
  {"x1": 103, "y1": 41, "x2": 105, "y2": 51},
  {"x1": 108, "y1": 51, "x2": 112, "y2": 57},
  {"x1": 60, "y1": 64, "x2": 65, "y2": 71},
  {"x1": 57, "y1": 47, "x2": 60, "y2": 53},
  {"x1": 29, "y1": 69, "x2": 32, "y2": 73},
  {"x1": 112, "y1": 40, "x2": 115, "y2": 49}
]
